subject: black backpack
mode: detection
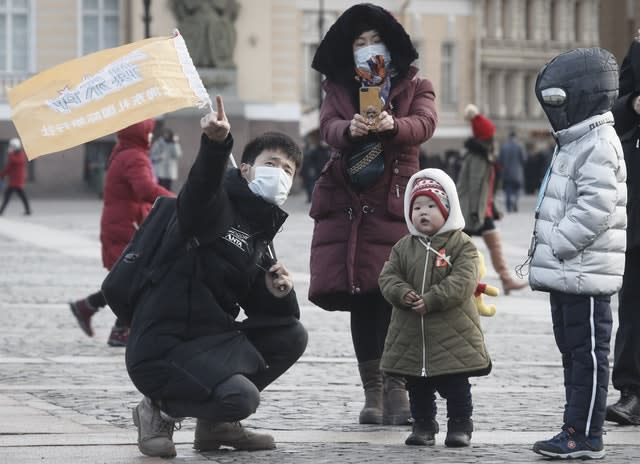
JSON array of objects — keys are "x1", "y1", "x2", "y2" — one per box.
[{"x1": 101, "y1": 196, "x2": 198, "y2": 325}]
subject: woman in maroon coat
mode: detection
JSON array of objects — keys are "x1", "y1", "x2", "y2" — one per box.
[
  {"x1": 70, "y1": 119, "x2": 173, "y2": 346},
  {"x1": 0, "y1": 138, "x2": 31, "y2": 215},
  {"x1": 309, "y1": 3, "x2": 437, "y2": 425}
]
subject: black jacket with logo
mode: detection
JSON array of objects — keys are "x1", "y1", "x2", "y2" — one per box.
[
  {"x1": 612, "y1": 40, "x2": 640, "y2": 251},
  {"x1": 125, "y1": 133, "x2": 300, "y2": 401}
]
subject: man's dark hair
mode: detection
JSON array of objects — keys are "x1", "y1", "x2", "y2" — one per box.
[{"x1": 241, "y1": 132, "x2": 303, "y2": 169}]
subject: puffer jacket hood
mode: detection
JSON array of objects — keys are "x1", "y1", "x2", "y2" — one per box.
[
  {"x1": 114, "y1": 119, "x2": 155, "y2": 153},
  {"x1": 535, "y1": 47, "x2": 618, "y2": 132},
  {"x1": 404, "y1": 168, "x2": 464, "y2": 237}
]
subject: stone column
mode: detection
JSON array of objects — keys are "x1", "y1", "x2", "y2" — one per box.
[
  {"x1": 551, "y1": 0, "x2": 569, "y2": 42},
  {"x1": 564, "y1": 0, "x2": 576, "y2": 42},
  {"x1": 586, "y1": 0, "x2": 599, "y2": 43},
  {"x1": 538, "y1": 0, "x2": 551, "y2": 41},
  {"x1": 492, "y1": 69, "x2": 507, "y2": 119},
  {"x1": 481, "y1": 68, "x2": 492, "y2": 115},
  {"x1": 527, "y1": 72, "x2": 544, "y2": 119},
  {"x1": 487, "y1": 0, "x2": 503, "y2": 39},
  {"x1": 503, "y1": 0, "x2": 516, "y2": 40},
  {"x1": 507, "y1": 70, "x2": 526, "y2": 119},
  {"x1": 513, "y1": 0, "x2": 526, "y2": 40},
  {"x1": 575, "y1": 0, "x2": 597, "y2": 43}
]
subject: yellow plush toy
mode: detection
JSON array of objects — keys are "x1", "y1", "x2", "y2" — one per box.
[{"x1": 475, "y1": 252, "x2": 499, "y2": 317}]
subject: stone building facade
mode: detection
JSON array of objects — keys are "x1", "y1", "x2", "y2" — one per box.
[
  {"x1": 478, "y1": 0, "x2": 600, "y2": 135},
  {"x1": 0, "y1": 0, "x2": 630, "y2": 196}
]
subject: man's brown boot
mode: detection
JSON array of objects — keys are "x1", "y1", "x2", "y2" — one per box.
[
  {"x1": 193, "y1": 420, "x2": 276, "y2": 451},
  {"x1": 132, "y1": 397, "x2": 177, "y2": 458}
]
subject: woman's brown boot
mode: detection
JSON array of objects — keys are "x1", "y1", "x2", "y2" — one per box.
[
  {"x1": 357, "y1": 359, "x2": 383, "y2": 424},
  {"x1": 482, "y1": 230, "x2": 527, "y2": 295}
]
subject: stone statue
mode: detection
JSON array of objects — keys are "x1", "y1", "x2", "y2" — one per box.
[{"x1": 170, "y1": 0, "x2": 240, "y2": 69}]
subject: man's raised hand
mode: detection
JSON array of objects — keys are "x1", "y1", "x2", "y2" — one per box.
[{"x1": 201, "y1": 95, "x2": 230, "y2": 142}]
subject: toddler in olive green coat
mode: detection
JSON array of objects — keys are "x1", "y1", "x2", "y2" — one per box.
[{"x1": 379, "y1": 168, "x2": 491, "y2": 448}]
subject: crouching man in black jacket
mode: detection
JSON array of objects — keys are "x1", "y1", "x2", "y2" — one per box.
[{"x1": 125, "y1": 95, "x2": 308, "y2": 458}]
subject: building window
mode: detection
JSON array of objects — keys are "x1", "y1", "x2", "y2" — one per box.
[
  {"x1": 82, "y1": 0, "x2": 119, "y2": 55},
  {"x1": 440, "y1": 42, "x2": 457, "y2": 108},
  {"x1": 0, "y1": 0, "x2": 31, "y2": 72}
]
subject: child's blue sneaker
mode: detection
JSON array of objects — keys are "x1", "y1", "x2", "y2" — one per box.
[{"x1": 532, "y1": 428, "x2": 605, "y2": 460}]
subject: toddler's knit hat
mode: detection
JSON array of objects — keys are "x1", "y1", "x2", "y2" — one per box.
[
  {"x1": 410, "y1": 177, "x2": 450, "y2": 219},
  {"x1": 464, "y1": 103, "x2": 495, "y2": 140}
]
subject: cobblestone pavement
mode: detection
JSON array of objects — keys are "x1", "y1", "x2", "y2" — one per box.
[{"x1": 0, "y1": 193, "x2": 639, "y2": 463}]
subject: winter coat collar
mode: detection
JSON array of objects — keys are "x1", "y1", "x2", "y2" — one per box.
[{"x1": 553, "y1": 111, "x2": 615, "y2": 147}]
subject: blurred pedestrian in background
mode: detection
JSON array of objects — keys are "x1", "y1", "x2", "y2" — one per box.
[
  {"x1": 498, "y1": 131, "x2": 527, "y2": 213},
  {"x1": 308, "y1": 3, "x2": 437, "y2": 426},
  {"x1": 608, "y1": 32, "x2": 640, "y2": 426},
  {"x1": 529, "y1": 47, "x2": 625, "y2": 460},
  {"x1": 69, "y1": 119, "x2": 173, "y2": 347},
  {"x1": 457, "y1": 104, "x2": 526, "y2": 295},
  {"x1": 150, "y1": 127, "x2": 182, "y2": 191},
  {"x1": 0, "y1": 138, "x2": 31, "y2": 216},
  {"x1": 301, "y1": 128, "x2": 330, "y2": 203}
]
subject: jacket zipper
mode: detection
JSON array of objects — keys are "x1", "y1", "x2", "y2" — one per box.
[{"x1": 419, "y1": 239, "x2": 431, "y2": 377}]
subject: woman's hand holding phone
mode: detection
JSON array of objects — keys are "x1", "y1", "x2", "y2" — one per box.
[{"x1": 349, "y1": 113, "x2": 370, "y2": 138}]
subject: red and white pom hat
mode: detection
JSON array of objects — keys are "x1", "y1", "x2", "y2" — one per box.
[{"x1": 409, "y1": 177, "x2": 450, "y2": 219}]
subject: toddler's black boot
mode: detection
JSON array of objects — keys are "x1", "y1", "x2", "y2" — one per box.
[
  {"x1": 445, "y1": 417, "x2": 473, "y2": 447},
  {"x1": 405, "y1": 418, "x2": 438, "y2": 446}
]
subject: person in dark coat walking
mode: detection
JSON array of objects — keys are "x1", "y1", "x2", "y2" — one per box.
[
  {"x1": 457, "y1": 104, "x2": 527, "y2": 295},
  {"x1": 308, "y1": 3, "x2": 438, "y2": 426},
  {"x1": 497, "y1": 131, "x2": 527, "y2": 212},
  {"x1": 301, "y1": 129, "x2": 330, "y2": 202},
  {"x1": 607, "y1": 32, "x2": 640, "y2": 426},
  {"x1": 69, "y1": 119, "x2": 173, "y2": 347},
  {"x1": 0, "y1": 138, "x2": 31, "y2": 215},
  {"x1": 126, "y1": 96, "x2": 307, "y2": 458}
]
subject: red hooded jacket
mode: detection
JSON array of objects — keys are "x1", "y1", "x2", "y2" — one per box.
[
  {"x1": 0, "y1": 149, "x2": 27, "y2": 188},
  {"x1": 99, "y1": 119, "x2": 173, "y2": 270}
]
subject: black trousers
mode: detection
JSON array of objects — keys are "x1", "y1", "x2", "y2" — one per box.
[
  {"x1": 163, "y1": 320, "x2": 308, "y2": 422},
  {"x1": 349, "y1": 291, "x2": 391, "y2": 363},
  {"x1": 612, "y1": 248, "x2": 640, "y2": 392},
  {"x1": 406, "y1": 374, "x2": 472, "y2": 422},
  {"x1": 550, "y1": 291, "x2": 612, "y2": 438},
  {"x1": 0, "y1": 187, "x2": 31, "y2": 214}
]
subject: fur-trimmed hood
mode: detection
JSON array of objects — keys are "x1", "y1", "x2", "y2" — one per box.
[
  {"x1": 311, "y1": 3, "x2": 417, "y2": 86},
  {"x1": 404, "y1": 168, "x2": 464, "y2": 237}
]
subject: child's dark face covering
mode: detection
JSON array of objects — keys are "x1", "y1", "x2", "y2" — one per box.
[{"x1": 535, "y1": 47, "x2": 618, "y2": 132}]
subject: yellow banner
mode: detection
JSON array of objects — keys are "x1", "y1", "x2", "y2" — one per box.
[{"x1": 8, "y1": 31, "x2": 211, "y2": 160}]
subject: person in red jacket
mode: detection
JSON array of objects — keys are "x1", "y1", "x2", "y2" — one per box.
[
  {"x1": 308, "y1": 3, "x2": 438, "y2": 426},
  {"x1": 0, "y1": 138, "x2": 31, "y2": 215},
  {"x1": 70, "y1": 119, "x2": 173, "y2": 347}
]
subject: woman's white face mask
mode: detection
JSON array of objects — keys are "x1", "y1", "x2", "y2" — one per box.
[
  {"x1": 353, "y1": 43, "x2": 392, "y2": 71},
  {"x1": 248, "y1": 166, "x2": 292, "y2": 206}
]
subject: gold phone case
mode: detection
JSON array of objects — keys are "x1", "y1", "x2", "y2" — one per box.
[{"x1": 359, "y1": 87, "x2": 382, "y2": 126}]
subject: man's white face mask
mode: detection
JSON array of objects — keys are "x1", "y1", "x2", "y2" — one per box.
[{"x1": 248, "y1": 166, "x2": 292, "y2": 206}]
